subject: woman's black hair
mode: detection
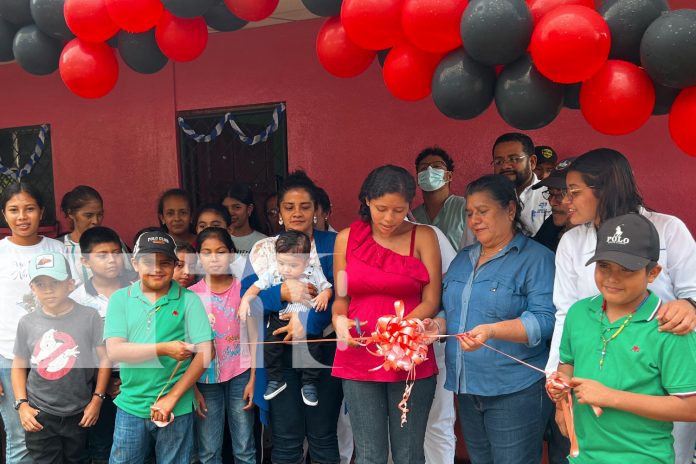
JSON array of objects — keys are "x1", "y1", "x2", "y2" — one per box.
[
  {"x1": 175, "y1": 243, "x2": 197, "y2": 254},
  {"x1": 315, "y1": 187, "x2": 331, "y2": 213},
  {"x1": 193, "y1": 203, "x2": 231, "y2": 229},
  {"x1": 358, "y1": 165, "x2": 416, "y2": 222},
  {"x1": 60, "y1": 185, "x2": 103, "y2": 218},
  {"x1": 197, "y1": 226, "x2": 236, "y2": 253},
  {"x1": 276, "y1": 229, "x2": 311, "y2": 254},
  {"x1": 465, "y1": 174, "x2": 526, "y2": 234},
  {"x1": 222, "y1": 183, "x2": 263, "y2": 232},
  {"x1": 157, "y1": 188, "x2": 193, "y2": 217},
  {"x1": 278, "y1": 170, "x2": 318, "y2": 206},
  {"x1": 1, "y1": 182, "x2": 45, "y2": 211},
  {"x1": 568, "y1": 149, "x2": 645, "y2": 226}
]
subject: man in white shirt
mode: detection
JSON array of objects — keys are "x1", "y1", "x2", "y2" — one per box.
[{"x1": 491, "y1": 133, "x2": 551, "y2": 235}]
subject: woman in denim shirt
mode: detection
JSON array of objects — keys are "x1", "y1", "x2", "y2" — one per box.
[{"x1": 431, "y1": 174, "x2": 556, "y2": 464}]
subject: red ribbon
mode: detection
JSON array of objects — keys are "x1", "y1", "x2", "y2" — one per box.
[{"x1": 366, "y1": 300, "x2": 429, "y2": 426}]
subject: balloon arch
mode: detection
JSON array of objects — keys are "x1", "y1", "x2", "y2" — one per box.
[{"x1": 1, "y1": 0, "x2": 695, "y2": 156}]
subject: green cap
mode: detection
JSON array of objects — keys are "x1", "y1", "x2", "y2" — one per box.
[{"x1": 29, "y1": 252, "x2": 71, "y2": 282}]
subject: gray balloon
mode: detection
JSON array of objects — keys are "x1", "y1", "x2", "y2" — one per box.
[
  {"x1": 460, "y1": 0, "x2": 532, "y2": 66},
  {"x1": 118, "y1": 29, "x2": 168, "y2": 74},
  {"x1": 301, "y1": 0, "x2": 342, "y2": 17},
  {"x1": 600, "y1": 0, "x2": 668, "y2": 64},
  {"x1": 162, "y1": 0, "x2": 216, "y2": 19},
  {"x1": 564, "y1": 83, "x2": 581, "y2": 110},
  {"x1": 641, "y1": 9, "x2": 696, "y2": 88},
  {"x1": 495, "y1": 54, "x2": 564, "y2": 130},
  {"x1": 432, "y1": 48, "x2": 496, "y2": 120},
  {"x1": 0, "y1": 0, "x2": 32, "y2": 26},
  {"x1": 652, "y1": 81, "x2": 680, "y2": 115},
  {"x1": 12, "y1": 24, "x2": 62, "y2": 75},
  {"x1": 30, "y1": 0, "x2": 74, "y2": 41},
  {"x1": 0, "y1": 18, "x2": 17, "y2": 62},
  {"x1": 204, "y1": 0, "x2": 247, "y2": 32}
]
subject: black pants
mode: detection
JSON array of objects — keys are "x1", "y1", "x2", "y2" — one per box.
[
  {"x1": 25, "y1": 409, "x2": 88, "y2": 464},
  {"x1": 265, "y1": 312, "x2": 321, "y2": 385}
]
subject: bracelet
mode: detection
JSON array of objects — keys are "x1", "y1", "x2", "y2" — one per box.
[
  {"x1": 93, "y1": 393, "x2": 107, "y2": 400},
  {"x1": 432, "y1": 319, "x2": 443, "y2": 342}
]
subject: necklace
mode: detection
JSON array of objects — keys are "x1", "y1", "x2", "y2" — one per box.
[
  {"x1": 480, "y1": 245, "x2": 504, "y2": 258},
  {"x1": 598, "y1": 293, "x2": 650, "y2": 369},
  {"x1": 146, "y1": 305, "x2": 163, "y2": 332}
]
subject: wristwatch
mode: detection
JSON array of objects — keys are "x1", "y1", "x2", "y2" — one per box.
[
  {"x1": 93, "y1": 392, "x2": 107, "y2": 400},
  {"x1": 686, "y1": 298, "x2": 696, "y2": 310},
  {"x1": 13, "y1": 399, "x2": 28, "y2": 410}
]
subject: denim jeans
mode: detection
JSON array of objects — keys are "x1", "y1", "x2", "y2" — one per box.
[
  {"x1": 0, "y1": 355, "x2": 32, "y2": 464},
  {"x1": 109, "y1": 407, "x2": 193, "y2": 464},
  {"x1": 269, "y1": 341, "x2": 342, "y2": 464},
  {"x1": 89, "y1": 394, "x2": 117, "y2": 463},
  {"x1": 542, "y1": 393, "x2": 569, "y2": 464},
  {"x1": 25, "y1": 410, "x2": 87, "y2": 464},
  {"x1": 342, "y1": 376, "x2": 437, "y2": 464},
  {"x1": 457, "y1": 379, "x2": 549, "y2": 464},
  {"x1": 196, "y1": 370, "x2": 255, "y2": 464}
]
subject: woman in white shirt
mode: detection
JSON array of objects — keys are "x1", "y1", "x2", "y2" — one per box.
[
  {"x1": 0, "y1": 183, "x2": 74, "y2": 464},
  {"x1": 549, "y1": 148, "x2": 696, "y2": 464}
]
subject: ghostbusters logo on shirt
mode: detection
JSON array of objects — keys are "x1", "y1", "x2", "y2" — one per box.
[{"x1": 30, "y1": 329, "x2": 80, "y2": 380}]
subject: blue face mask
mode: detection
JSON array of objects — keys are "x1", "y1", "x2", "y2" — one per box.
[{"x1": 417, "y1": 167, "x2": 448, "y2": 192}]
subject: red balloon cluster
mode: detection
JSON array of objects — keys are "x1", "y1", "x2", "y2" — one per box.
[{"x1": 55, "y1": 0, "x2": 280, "y2": 98}]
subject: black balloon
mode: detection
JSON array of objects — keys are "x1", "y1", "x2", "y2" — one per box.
[
  {"x1": 106, "y1": 34, "x2": 119, "y2": 48},
  {"x1": 460, "y1": 0, "x2": 532, "y2": 66},
  {"x1": 641, "y1": 9, "x2": 696, "y2": 88},
  {"x1": 377, "y1": 49, "x2": 389, "y2": 68},
  {"x1": 30, "y1": 0, "x2": 73, "y2": 41},
  {"x1": 495, "y1": 54, "x2": 564, "y2": 130},
  {"x1": 0, "y1": 18, "x2": 17, "y2": 62},
  {"x1": 301, "y1": 0, "x2": 342, "y2": 17},
  {"x1": 564, "y1": 83, "x2": 581, "y2": 110},
  {"x1": 118, "y1": 29, "x2": 168, "y2": 74},
  {"x1": 652, "y1": 81, "x2": 680, "y2": 115},
  {"x1": 0, "y1": 0, "x2": 32, "y2": 26},
  {"x1": 204, "y1": 0, "x2": 247, "y2": 32},
  {"x1": 162, "y1": 0, "x2": 216, "y2": 19},
  {"x1": 12, "y1": 24, "x2": 62, "y2": 75},
  {"x1": 432, "y1": 48, "x2": 496, "y2": 120},
  {"x1": 600, "y1": 0, "x2": 668, "y2": 64}
]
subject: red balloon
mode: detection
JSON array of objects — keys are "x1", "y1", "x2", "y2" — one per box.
[
  {"x1": 669, "y1": 87, "x2": 696, "y2": 157},
  {"x1": 383, "y1": 43, "x2": 444, "y2": 101},
  {"x1": 401, "y1": 0, "x2": 468, "y2": 53},
  {"x1": 526, "y1": 0, "x2": 594, "y2": 25},
  {"x1": 580, "y1": 60, "x2": 655, "y2": 135},
  {"x1": 156, "y1": 11, "x2": 208, "y2": 62},
  {"x1": 64, "y1": 0, "x2": 119, "y2": 42},
  {"x1": 316, "y1": 17, "x2": 375, "y2": 78},
  {"x1": 530, "y1": 5, "x2": 610, "y2": 84},
  {"x1": 60, "y1": 38, "x2": 119, "y2": 98},
  {"x1": 224, "y1": 0, "x2": 278, "y2": 22},
  {"x1": 341, "y1": 0, "x2": 405, "y2": 51},
  {"x1": 105, "y1": 0, "x2": 163, "y2": 33}
]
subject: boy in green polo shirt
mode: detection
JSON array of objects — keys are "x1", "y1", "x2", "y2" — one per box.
[
  {"x1": 104, "y1": 231, "x2": 212, "y2": 464},
  {"x1": 548, "y1": 213, "x2": 696, "y2": 463}
]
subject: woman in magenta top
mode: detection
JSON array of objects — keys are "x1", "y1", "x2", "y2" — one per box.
[{"x1": 332, "y1": 165, "x2": 442, "y2": 464}]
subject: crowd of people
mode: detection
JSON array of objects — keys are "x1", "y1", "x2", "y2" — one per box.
[{"x1": 0, "y1": 132, "x2": 695, "y2": 464}]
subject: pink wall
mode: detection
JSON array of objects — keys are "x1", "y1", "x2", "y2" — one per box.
[{"x1": 0, "y1": 9, "x2": 694, "y2": 245}]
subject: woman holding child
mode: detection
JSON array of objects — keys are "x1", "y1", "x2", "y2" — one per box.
[
  {"x1": 548, "y1": 148, "x2": 696, "y2": 463},
  {"x1": 241, "y1": 171, "x2": 342, "y2": 464},
  {"x1": 431, "y1": 174, "x2": 556, "y2": 464},
  {"x1": 332, "y1": 165, "x2": 442, "y2": 464}
]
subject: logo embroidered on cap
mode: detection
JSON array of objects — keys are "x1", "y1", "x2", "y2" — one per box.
[
  {"x1": 541, "y1": 148, "x2": 553, "y2": 159},
  {"x1": 607, "y1": 226, "x2": 630, "y2": 245},
  {"x1": 36, "y1": 254, "x2": 54, "y2": 269}
]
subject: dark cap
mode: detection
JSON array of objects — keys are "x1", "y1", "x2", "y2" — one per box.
[
  {"x1": 535, "y1": 145, "x2": 557, "y2": 164},
  {"x1": 133, "y1": 231, "x2": 178, "y2": 261},
  {"x1": 532, "y1": 157, "x2": 576, "y2": 190},
  {"x1": 586, "y1": 213, "x2": 660, "y2": 271}
]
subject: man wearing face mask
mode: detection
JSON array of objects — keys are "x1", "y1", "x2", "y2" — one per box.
[
  {"x1": 492, "y1": 133, "x2": 551, "y2": 235},
  {"x1": 412, "y1": 147, "x2": 475, "y2": 250}
]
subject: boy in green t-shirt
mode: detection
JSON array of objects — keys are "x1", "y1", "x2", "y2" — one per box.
[
  {"x1": 548, "y1": 213, "x2": 696, "y2": 463},
  {"x1": 104, "y1": 231, "x2": 212, "y2": 464}
]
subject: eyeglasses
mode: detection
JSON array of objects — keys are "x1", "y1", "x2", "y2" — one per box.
[
  {"x1": 491, "y1": 155, "x2": 529, "y2": 166},
  {"x1": 560, "y1": 186, "x2": 595, "y2": 201},
  {"x1": 417, "y1": 161, "x2": 449, "y2": 172},
  {"x1": 542, "y1": 190, "x2": 565, "y2": 202}
]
